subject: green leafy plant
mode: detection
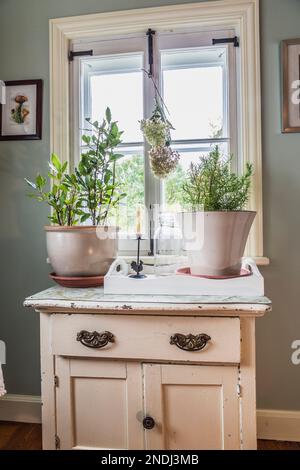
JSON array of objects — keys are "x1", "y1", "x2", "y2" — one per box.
[
  {"x1": 181, "y1": 145, "x2": 253, "y2": 211},
  {"x1": 25, "y1": 153, "x2": 83, "y2": 226},
  {"x1": 76, "y1": 108, "x2": 126, "y2": 225},
  {"x1": 25, "y1": 108, "x2": 126, "y2": 226}
]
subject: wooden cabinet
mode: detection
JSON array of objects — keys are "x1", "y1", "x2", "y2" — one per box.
[
  {"x1": 55, "y1": 358, "x2": 240, "y2": 450},
  {"x1": 143, "y1": 364, "x2": 240, "y2": 450},
  {"x1": 24, "y1": 287, "x2": 271, "y2": 450},
  {"x1": 55, "y1": 359, "x2": 144, "y2": 450}
]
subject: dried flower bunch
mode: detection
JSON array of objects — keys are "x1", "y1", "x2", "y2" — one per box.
[
  {"x1": 141, "y1": 99, "x2": 179, "y2": 179},
  {"x1": 149, "y1": 146, "x2": 180, "y2": 179},
  {"x1": 140, "y1": 116, "x2": 170, "y2": 147}
]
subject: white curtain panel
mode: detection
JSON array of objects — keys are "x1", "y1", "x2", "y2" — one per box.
[{"x1": 0, "y1": 363, "x2": 6, "y2": 397}]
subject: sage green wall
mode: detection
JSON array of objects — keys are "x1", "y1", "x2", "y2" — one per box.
[
  {"x1": 0, "y1": 0, "x2": 299, "y2": 411},
  {"x1": 258, "y1": 0, "x2": 300, "y2": 410}
]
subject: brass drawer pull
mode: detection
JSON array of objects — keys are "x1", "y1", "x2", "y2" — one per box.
[
  {"x1": 170, "y1": 333, "x2": 211, "y2": 352},
  {"x1": 77, "y1": 330, "x2": 115, "y2": 349}
]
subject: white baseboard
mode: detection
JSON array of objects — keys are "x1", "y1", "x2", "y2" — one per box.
[
  {"x1": 0, "y1": 394, "x2": 41, "y2": 423},
  {"x1": 257, "y1": 409, "x2": 300, "y2": 442},
  {"x1": 0, "y1": 396, "x2": 299, "y2": 443}
]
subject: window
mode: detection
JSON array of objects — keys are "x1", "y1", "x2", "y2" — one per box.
[
  {"x1": 71, "y1": 29, "x2": 238, "y2": 253},
  {"x1": 51, "y1": 1, "x2": 264, "y2": 260}
]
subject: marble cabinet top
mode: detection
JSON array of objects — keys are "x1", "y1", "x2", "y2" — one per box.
[{"x1": 24, "y1": 286, "x2": 271, "y2": 317}]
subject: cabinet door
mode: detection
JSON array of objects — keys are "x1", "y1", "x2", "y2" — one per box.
[
  {"x1": 143, "y1": 364, "x2": 240, "y2": 450},
  {"x1": 56, "y1": 358, "x2": 144, "y2": 450}
]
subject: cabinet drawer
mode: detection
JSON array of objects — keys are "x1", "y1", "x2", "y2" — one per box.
[{"x1": 51, "y1": 314, "x2": 240, "y2": 364}]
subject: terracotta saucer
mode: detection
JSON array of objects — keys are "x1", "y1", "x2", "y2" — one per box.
[
  {"x1": 50, "y1": 273, "x2": 104, "y2": 288},
  {"x1": 176, "y1": 267, "x2": 252, "y2": 280}
]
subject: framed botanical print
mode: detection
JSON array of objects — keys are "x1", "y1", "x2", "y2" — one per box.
[
  {"x1": 282, "y1": 39, "x2": 300, "y2": 133},
  {"x1": 0, "y1": 79, "x2": 43, "y2": 140}
]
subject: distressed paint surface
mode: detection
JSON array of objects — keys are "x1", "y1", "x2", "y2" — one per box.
[{"x1": 24, "y1": 286, "x2": 271, "y2": 317}]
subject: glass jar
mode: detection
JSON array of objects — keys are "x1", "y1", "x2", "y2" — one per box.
[{"x1": 154, "y1": 213, "x2": 183, "y2": 276}]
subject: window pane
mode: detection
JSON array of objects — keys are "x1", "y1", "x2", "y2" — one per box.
[
  {"x1": 161, "y1": 47, "x2": 227, "y2": 141},
  {"x1": 81, "y1": 53, "x2": 146, "y2": 235},
  {"x1": 82, "y1": 53, "x2": 144, "y2": 143},
  {"x1": 163, "y1": 142, "x2": 228, "y2": 208},
  {"x1": 114, "y1": 152, "x2": 145, "y2": 235}
]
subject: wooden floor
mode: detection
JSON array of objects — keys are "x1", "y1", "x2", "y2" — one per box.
[
  {"x1": 258, "y1": 439, "x2": 300, "y2": 450},
  {"x1": 0, "y1": 422, "x2": 42, "y2": 450},
  {"x1": 0, "y1": 421, "x2": 299, "y2": 450}
]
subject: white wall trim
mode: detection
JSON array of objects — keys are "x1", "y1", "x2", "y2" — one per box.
[
  {"x1": 0, "y1": 397, "x2": 299, "y2": 443},
  {"x1": 0, "y1": 394, "x2": 41, "y2": 424},
  {"x1": 257, "y1": 409, "x2": 300, "y2": 442},
  {"x1": 49, "y1": 0, "x2": 263, "y2": 258}
]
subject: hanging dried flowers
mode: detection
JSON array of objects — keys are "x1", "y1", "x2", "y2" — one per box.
[
  {"x1": 149, "y1": 145, "x2": 180, "y2": 179},
  {"x1": 140, "y1": 115, "x2": 170, "y2": 147},
  {"x1": 140, "y1": 72, "x2": 180, "y2": 179}
]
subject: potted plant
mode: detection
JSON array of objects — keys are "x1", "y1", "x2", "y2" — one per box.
[
  {"x1": 180, "y1": 145, "x2": 255, "y2": 277},
  {"x1": 26, "y1": 108, "x2": 125, "y2": 278}
]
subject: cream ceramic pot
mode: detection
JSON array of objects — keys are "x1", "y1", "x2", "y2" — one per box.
[
  {"x1": 45, "y1": 226, "x2": 118, "y2": 277},
  {"x1": 186, "y1": 211, "x2": 256, "y2": 277}
]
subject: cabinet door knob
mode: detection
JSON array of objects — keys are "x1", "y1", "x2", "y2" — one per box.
[
  {"x1": 170, "y1": 333, "x2": 211, "y2": 351},
  {"x1": 76, "y1": 330, "x2": 115, "y2": 349},
  {"x1": 143, "y1": 416, "x2": 155, "y2": 430}
]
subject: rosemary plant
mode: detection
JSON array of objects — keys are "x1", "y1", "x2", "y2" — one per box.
[{"x1": 181, "y1": 145, "x2": 253, "y2": 211}]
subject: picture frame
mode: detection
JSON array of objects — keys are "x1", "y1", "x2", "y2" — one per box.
[
  {"x1": 0, "y1": 79, "x2": 43, "y2": 140},
  {"x1": 282, "y1": 39, "x2": 300, "y2": 133}
]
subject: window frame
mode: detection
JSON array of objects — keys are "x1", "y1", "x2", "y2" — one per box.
[
  {"x1": 71, "y1": 29, "x2": 237, "y2": 254},
  {"x1": 49, "y1": 0, "x2": 268, "y2": 264}
]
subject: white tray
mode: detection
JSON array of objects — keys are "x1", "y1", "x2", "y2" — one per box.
[{"x1": 104, "y1": 258, "x2": 264, "y2": 297}]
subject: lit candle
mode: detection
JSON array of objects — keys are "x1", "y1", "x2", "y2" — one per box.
[{"x1": 136, "y1": 206, "x2": 142, "y2": 238}]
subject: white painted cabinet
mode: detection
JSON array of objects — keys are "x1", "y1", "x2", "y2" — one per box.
[
  {"x1": 55, "y1": 358, "x2": 240, "y2": 450},
  {"x1": 143, "y1": 364, "x2": 240, "y2": 450},
  {"x1": 24, "y1": 287, "x2": 271, "y2": 450},
  {"x1": 55, "y1": 359, "x2": 144, "y2": 450}
]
